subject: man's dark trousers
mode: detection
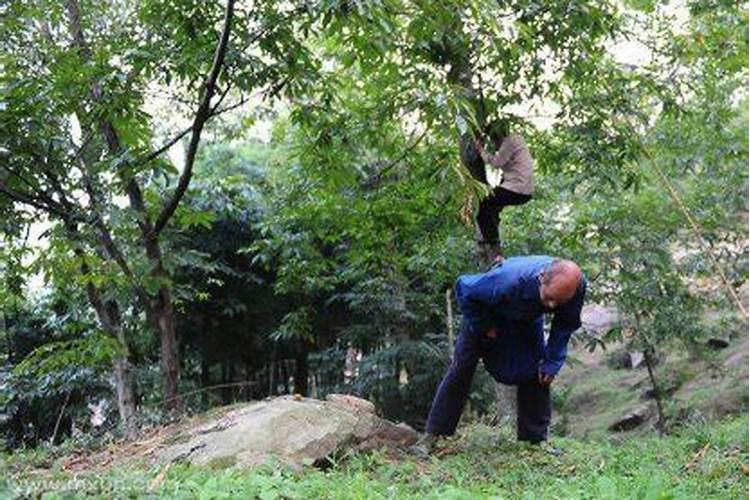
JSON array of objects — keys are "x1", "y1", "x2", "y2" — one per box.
[
  {"x1": 426, "y1": 321, "x2": 551, "y2": 443},
  {"x1": 476, "y1": 187, "x2": 532, "y2": 244}
]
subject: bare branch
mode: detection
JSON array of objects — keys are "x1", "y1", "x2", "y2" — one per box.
[
  {"x1": 362, "y1": 128, "x2": 429, "y2": 189},
  {"x1": 70, "y1": 128, "x2": 97, "y2": 164},
  {"x1": 0, "y1": 164, "x2": 39, "y2": 193},
  {"x1": 139, "y1": 127, "x2": 193, "y2": 166},
  {"x1": 80, "y1": 176, "x2": 135, "y2": 276},
  {"x1": 137, "y1": 85, "x2": 239, "y2": 167},
  {"x1": 151, "y1": 0, "x2": 237, "y2": 236},
  {"x1": 0, "y1": 180, "x2": 68, "y2": 218},
  {"x1": 378, "y1": 129, "x2": 428, "y2": 178},
  {"x1": 38, "y1": 165, "x2": 82, "y2": 215},
  {"x1": 0, "y1": 146, "x2": 71, "y2": 217},
  {"x1": 214, "y1": 96, "x2": 250, "y2": 116},
  {"x1": 264, "y1": 75, "x2": 292, "y2": 100}
]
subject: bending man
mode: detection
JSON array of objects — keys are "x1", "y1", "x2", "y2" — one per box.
[{"x1": 426, "y1": 256, "x2": 586, "y2": 444}]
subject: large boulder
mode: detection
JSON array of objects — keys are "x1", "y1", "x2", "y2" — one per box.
[
  {"x1": 605, "y1": 349, "x2": 644, "y2": 369},
  {"x1": 580, "y1": 304, "x2": 619, "y2": 336},
  {"x1": 157, "y1": 395, "x2": 417, "y2": 469}
]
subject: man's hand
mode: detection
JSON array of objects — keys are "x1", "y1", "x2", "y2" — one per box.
[
  {"x1": 474, "y1": 138, "x2": 495, "y2": 165},
  {"x1": 538, "y1": 371, "x2": 554, "y2": 386}
]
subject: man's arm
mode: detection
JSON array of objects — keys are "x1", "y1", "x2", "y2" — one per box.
[
  {"x1": 475, "y1": 137, "x2": 517, "y2": 170},
  {"x1": 539, "y1": 279, "x2": 587, "y2": 378}
]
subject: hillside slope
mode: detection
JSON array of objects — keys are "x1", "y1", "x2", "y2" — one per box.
[{"x1": 555, "y1": 326, "x2": 748, "y2": 438}]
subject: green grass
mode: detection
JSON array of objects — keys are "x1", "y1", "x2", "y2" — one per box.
[{"x1": 2, "y1": 415, "x2": 747, "y2": 499}]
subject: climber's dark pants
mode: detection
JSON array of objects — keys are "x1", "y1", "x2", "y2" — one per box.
[{"x1": 477, "y1": 187, "x2": 532, "y2": 244}]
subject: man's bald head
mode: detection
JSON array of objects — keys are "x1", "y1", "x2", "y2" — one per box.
[{"x1": 539, "y1": 259, "x2": 582, "y2": 310}]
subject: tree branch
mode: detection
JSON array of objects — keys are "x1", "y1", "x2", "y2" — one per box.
[
  {"x1": 80, "y1": 175, "x2": 136, "y2": 280},
  {"x1": 0, "y1": 179, "x2": 68, "y2": 218},
  {"x1": 0, "y1": 164, "x2": 40, "y2": 193},
  {"x1": 136, "y1": 86, "x2": 240, "y2": 167},
  {"x1": 36, "y1": 161, "x2": 86, "y2": 215},
  {"x1": 361, "y1": 128, "x2": 428, "y2": 189},
  {"x1": 151, "y1": 0, "x2": 236, "y2": 236}
]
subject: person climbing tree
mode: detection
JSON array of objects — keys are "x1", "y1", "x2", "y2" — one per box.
[{"x1": 462, "y1": 119, "x2": 535, "y2": 260}]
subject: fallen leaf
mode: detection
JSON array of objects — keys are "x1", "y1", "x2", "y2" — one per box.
[
  {"x1": 149, "y1": 464, "x2": 171, "y2": 491},
  {"x1": 684, "y1": 442, "x2": 710, "y2": 470},
  {"x1": 434, "y1": 447, "x2": 458, "y2": 458}
]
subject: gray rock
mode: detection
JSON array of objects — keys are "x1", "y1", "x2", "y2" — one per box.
[
  {"x1": 606, "y1": 350, "x2": 644, "y2": 369},
  {"x1": 706, "y1": 338, "x2": 730, "y2": 350},
  {"x1": 628, "y1": 351, "x2": 644, "y2": 369},
  {"x1": 640, "y1": 383, "x2": 678, "y2": 401},
  {"x1": 157, "y1": 395, "x2": 417, "y2": 469},
  {"x1": 608, "y1": 405, "x2": 650, "y2": 432}
]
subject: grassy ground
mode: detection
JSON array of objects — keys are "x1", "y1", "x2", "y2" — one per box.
[{"x1": 2, "y1": 414, "x2": 747, "y2": 499}]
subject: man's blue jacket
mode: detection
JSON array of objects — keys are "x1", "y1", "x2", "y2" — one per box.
[{"x1": 454, "y1": 255, "x2": 586, "y2": 384}]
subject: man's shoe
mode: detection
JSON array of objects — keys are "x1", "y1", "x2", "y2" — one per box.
[
  {"x1": 408, "y1": 433, "x2": 438, "y2": 457},
  {"x1": 477, "y1": 240, "x2": 504, "y2": 268},
  {"x1": 535, "y1": 441, "x2": 563, "y2": 456}
]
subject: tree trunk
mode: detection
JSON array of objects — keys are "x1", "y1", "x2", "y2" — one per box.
[
  {"x1": 112, "y1": 331, "x2": 137, "y2": 434},
  {"x1": 142, "y1": 234, "x2": 182, "y2": 411},
  {"x1": 446, "y1": 288, "x2": 455, "y2": 360},
  {"x1": 269, "y1": 360, "x2": 276, "y2": 396},
  {"x1": 66, "y1": 0, "x2": 182, "y2": 412},
  {"x1": 229, "y1": 363, "x2": 236, "y2": 402},
  {"x1": 220, "y1": 362, "x2": 230, "y2": 404},
  {"x1": 244, "y1": 362, "x2": 253, "y2": 400},
  {"x1": 634, "y1": 312, "x2": 664, "y2": 432},
  {"x1": 281, "y1": 360, "x2": 289, "y2": 394},
  {"x1": 1, "y1": 312, "x2": 12, "y2": 363},
  {"x1": 92, "y1": 298, "x2": 136, "y2": 435},
  {"x1": 294, "y1": 349, "x2": 309, "y2": 396},
  {"x1": 62, "y1": 223, "x2": 137, "y2": 433},
  {"x1": 149, "y1": 295, "x2": 181, "y2": 411},
  {"x1": 434, "y1": 17, "x2": 514, "y2": 429},
  {"x1": 311, "y1": 373, "x2": 318, "y2": 399},
  {"x1": 494, "y1": 383, "x2": 517, "y2": 427},
  {"x1": 643, "y1": 344, "x2": 664, "y2": 432},
  {"x1": 200, "y1": 359, "x2": 210, "y2": 407},
  {"x1": 65, "y1": 0, "x2": 236, "y2": 416},
  {"x1": 64, "y1": 0, "x2": 140, "y2": 431}
]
